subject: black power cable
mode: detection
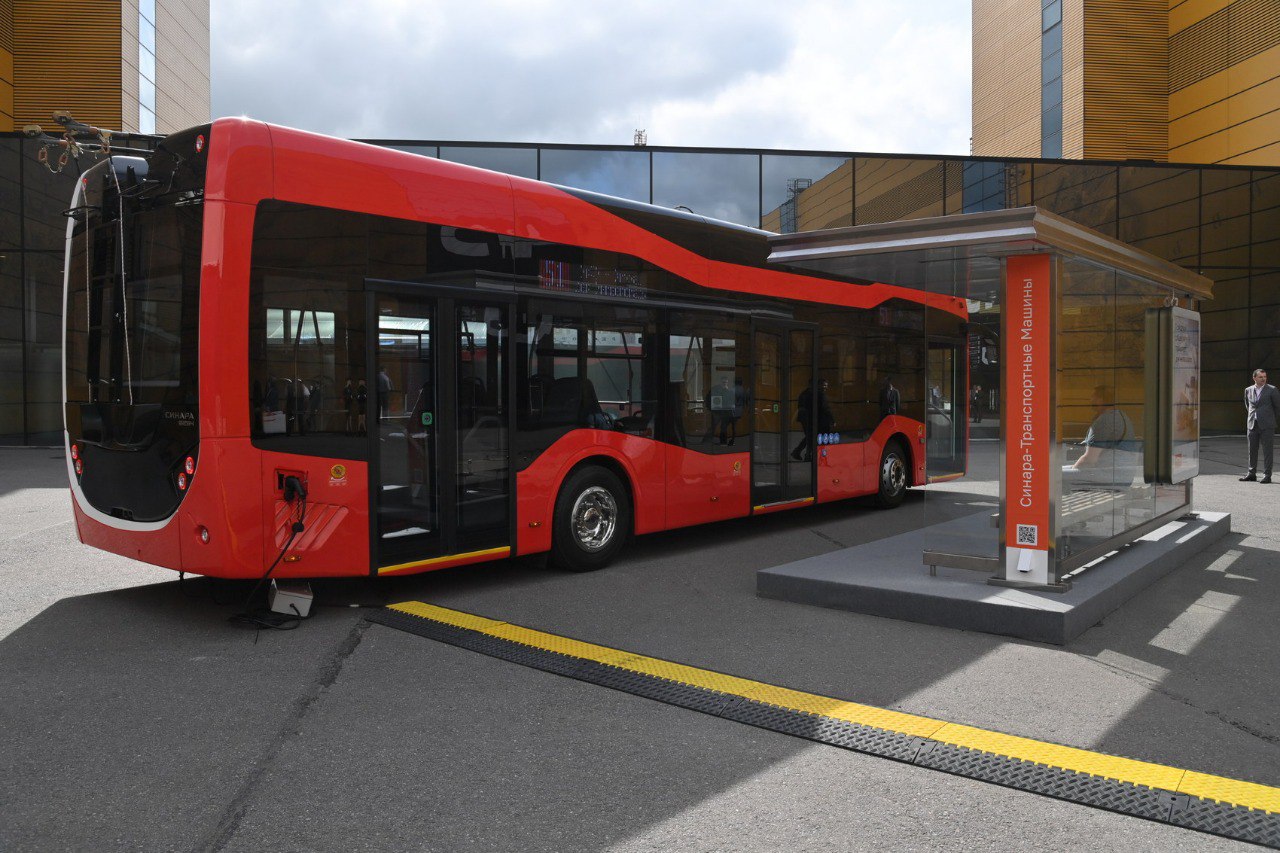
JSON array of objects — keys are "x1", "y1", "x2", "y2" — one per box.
[{"x1": 230, "y1": 476, "x2": 310, "y2": 633}]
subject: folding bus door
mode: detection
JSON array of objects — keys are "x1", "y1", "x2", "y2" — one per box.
[
  {"x1": 751, "y1": 322, "x2": 816, "y2": 509},
  {"x1": 369, "y1": 288, "x2": 512, "y2": 574}
]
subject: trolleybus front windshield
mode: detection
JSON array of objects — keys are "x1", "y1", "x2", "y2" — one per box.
[{"x1": 64, "y1": 130, "x2": 207, "y2": 523}]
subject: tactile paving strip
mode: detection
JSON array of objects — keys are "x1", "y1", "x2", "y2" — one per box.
[{"x1": 371, "y1": 603, "x2": 1280, "y2": 848}]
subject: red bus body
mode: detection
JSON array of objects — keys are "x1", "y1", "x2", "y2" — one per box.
[{"x1": 66, "y1": 118, "x2": 967, "y2": 579}]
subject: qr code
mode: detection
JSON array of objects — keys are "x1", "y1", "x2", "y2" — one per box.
[{"x1": 1016, "y1": 524, "x2": 1038, "y2": 546}]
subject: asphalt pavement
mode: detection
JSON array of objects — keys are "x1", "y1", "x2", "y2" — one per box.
[{"x1": 1, "y1": 438, "x2": 1275, "y2": 851}]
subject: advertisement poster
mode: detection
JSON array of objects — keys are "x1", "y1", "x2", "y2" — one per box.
[
  {"x1": 1170, "y1": 308, "x2": 1201, "y2": 483},
  {"x1": 1002, "y1": 254, "x2": 1052, "y2": 585}
]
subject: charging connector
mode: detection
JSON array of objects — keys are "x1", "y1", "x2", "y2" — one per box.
[{"x1": 283, "y1": 475, "x2": 308, "y2": 504}]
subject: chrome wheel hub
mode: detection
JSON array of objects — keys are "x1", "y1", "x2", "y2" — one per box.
[
  {"x1": 882, "y1": 454, "x2": 906, "y2": 495},
  {"x1": 571, "y1": 486, "x2": 617, "y2": 552}
]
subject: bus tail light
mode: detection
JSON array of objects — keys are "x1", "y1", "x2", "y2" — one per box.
[
  {"x1": 177, "y1": 472, "x2": 188, "y2": 490},
  {"x1": 70, "y1": 444, "x2": 79, "y2": 461},
  {"x1": 74, "y1": 458, "x2": 83, "y2": 476},
  {"x1": 184, "y1": 456, "x2": 195, "y2": 475}
]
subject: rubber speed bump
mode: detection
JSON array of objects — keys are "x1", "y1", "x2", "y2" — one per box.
[{"x1": 369, "y1": 602, "x2": 1280, "y2": 848}]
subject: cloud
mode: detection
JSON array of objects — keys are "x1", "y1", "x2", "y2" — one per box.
[{"x1": 212, "y1": 0, "x2": 970, "y2": 155}]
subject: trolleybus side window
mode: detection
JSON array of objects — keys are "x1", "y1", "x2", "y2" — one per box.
[
  {"x1": 667, "y1": 312, "x2": 751, "y2": 452},
  {"x1": 514, "y1": 299, "x2": 659, "y2": 468},
  {"x1": 249, "y1": 202, "x2": 368, "y2": 458}
]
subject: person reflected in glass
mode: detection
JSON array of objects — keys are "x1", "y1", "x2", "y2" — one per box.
[
  {"x1": 878, "y1": 376, "x2": 900, "y2": 420},
  {"x1": 709, "y1": 376, "x2": 734, "y2": 445},
  {"x1": 1241, "y1": 368, "x2": 1279, "y2": 483},
  {"x1": 971, "y1": 385, "x2": 983, "y2": 423},
  {"x1": 792, "y1": 378, "x2": 834, "y2": 462},
  {"x1": 377, "y1": 366, "x2": 393, "y2": 418},
  {"x1": 580, "y1": 378, "x2": 610, "y2": 429},
  {"x1": 343, "y1": 378, "x2": 359, "y2": 435},
  {"x1": 355, "y1": 378, "x2": 368, "y2": 435},
  {"x1": 1064, "y1": 385, "x2": 1138, "y2": 488},
  {"x1": 727, "y1": 378, "x2": 747, "y2": 446}
]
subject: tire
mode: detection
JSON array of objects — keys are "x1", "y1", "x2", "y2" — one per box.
[
  {"x1": 875, "y1": 440, "x2": 909, "y2": 509},
  {"x1": 550, "y1": 465, "x2": 632, "y2": 572}
]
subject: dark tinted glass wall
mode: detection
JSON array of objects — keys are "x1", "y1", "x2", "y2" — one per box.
[
  {"x1": 5, "y1": 131, "x2": 1279, "y2": 442},
  {"x1": 1, "y1": 136, "x2": 159, "y2": 445}
]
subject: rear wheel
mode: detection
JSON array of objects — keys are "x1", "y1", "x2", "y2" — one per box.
[
  {"x1": 876, "y1": 440, "x2": 909, "y2": 508},
  {"x1": 550, "y1": 465, "x2": 631, "y2": 572}
]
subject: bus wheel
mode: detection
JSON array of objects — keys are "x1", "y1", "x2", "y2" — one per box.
[
  {"x1": 876, "y1": 441, "x2": 908, "y2": 509},
  {"x1": 551, "y1": 466, "x2": 632, "y2": 572}
]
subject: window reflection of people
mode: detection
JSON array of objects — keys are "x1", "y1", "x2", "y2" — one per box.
[
  {"x1": 355, "y1": 378, "x2": 368, "y2": 435},
  {"x1": 792, "y1": 379, "x2": 835, "y2": 462},
  {"x1": 728, "y1": 378, "x2": 747, "y2": 446},
  {"x1": 971, "y1": 385, "x2": 983, "y2": 423},
  {"x1": 709, "y1": 377, "x2": 734, "y2": 445},
  {"x1": 1064, "y1": 385, "x2": 1138, "y2": 487},
  {"x1": 377, "y1": 367, "x2": 393, "y2": 418},
  {"x1": 580, "y1": 378, "x2": 611, "y2": 429},
  {"x1": 343, "y1": 378, "x2": 358, "y2": 434},
  {"x1": 878, "y1": 376, "x2": 900, "y2": 419}
]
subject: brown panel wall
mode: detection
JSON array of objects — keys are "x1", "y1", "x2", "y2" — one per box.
[
  {"x1": 1, "y1": 0, "x2": 13, "y2": 131},
  {"x1": 972, "y1": 0, "x2": 1044, "y2": 157},
  {"x1": 1169, "y1": 0, "x2": 1280, "y2": 166},
  {"x1": 1062, "y1": 0, "x2": 1086, "y2": 158},
  {"x1": 12, "y1": 0, "x2": 122, "y2": 130},
  {"x1": 1082, "y1": 0, "x2": 1169, "y2": 161}
]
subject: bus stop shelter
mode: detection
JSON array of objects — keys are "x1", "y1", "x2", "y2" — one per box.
[{"x1": 758, "y1": 207, "x2": 1228, "y2": 643}]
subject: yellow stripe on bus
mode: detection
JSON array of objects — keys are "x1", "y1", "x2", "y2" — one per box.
[
  {"x1": 377, "y1": 547, "x2": 510, "y2": 576},
  {"x1": 384, "y1": 602, "x2": 1280, "y2": 815}
]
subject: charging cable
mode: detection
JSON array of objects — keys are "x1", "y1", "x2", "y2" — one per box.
[{"x1": 230, "y1": 475, "x2": 309, "y2": 632}]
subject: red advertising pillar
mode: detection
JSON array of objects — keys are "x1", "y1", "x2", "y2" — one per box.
[{"x1": 1001, "y1": 253, "x2": 1055, "y2": 586}]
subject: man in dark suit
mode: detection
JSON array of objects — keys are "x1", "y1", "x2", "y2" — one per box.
[{"x1": 1241, "y1": 368, "x2": 1280, "y2": 483}]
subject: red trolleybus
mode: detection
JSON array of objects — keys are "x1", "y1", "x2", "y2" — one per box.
[{"x1": 63, "y1": 119, "x2": 968, "y2": 579}]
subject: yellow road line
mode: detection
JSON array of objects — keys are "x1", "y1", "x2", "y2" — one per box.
[{"x1": 385, "y1": 601, "x2": 1280, "y2": 814}]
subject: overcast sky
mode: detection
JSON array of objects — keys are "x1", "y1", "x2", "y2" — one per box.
[{"x1": 211, "y1": 1, "x2": 971, "y2": 155}]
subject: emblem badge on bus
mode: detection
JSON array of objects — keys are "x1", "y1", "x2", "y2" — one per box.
[{"x1": 330, "y1": 464, "x2": 348, "y2": 486}]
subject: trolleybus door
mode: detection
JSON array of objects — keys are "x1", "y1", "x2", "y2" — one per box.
[
  {"x1": 369, "y1": 290, "x2": 512, "y2": 572},
  {"x1": 751, "y1": 322, "x2": 816, "y2": 507},
  {"x1": 926, "y1": 340, "x2": 966, "y2": 479}
]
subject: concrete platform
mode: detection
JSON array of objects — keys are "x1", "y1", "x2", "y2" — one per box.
[{"x1": 757, "y1": 510, "x2": 1231, "y2": 645}]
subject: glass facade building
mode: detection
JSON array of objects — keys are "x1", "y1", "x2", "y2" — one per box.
[{"x1": 2, "y1": 132, "x2": 1277, "y2": 442}]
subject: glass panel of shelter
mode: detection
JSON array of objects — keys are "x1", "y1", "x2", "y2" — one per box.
[
  {"x1": 1056, "y1": 258, "x2": 1192, "y2": 571},
  {"x1": 912, "y1": 256, "x2": 1002, "y2": 566}
]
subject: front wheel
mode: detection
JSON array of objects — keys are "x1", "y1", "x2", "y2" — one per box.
[
  {"x1": 550, "y1": 465, "x2": 632, "y2": 572},
  {"x1": 876, "y1": 441, "x2": 909, "y2": 508}
]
